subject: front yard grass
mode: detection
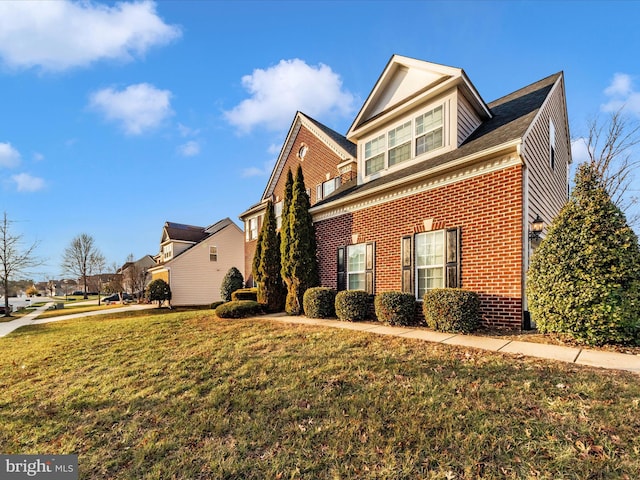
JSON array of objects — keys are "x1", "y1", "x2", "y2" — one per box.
[{"x1": 1, "y1": 310, "x2": 639, "y2": 479}]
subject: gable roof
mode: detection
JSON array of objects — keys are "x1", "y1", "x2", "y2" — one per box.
[
  {"x1": 313, "y1": 71, "x2": 563, "y2": 210},
  {"x1": 261, "y1": 111, "x2": 356, "y2": 201},
  {"x1": 348, "y1": 55, "x2": 491, "y2": 140},
  {"x1": 162, "y1": 222, "x2": 209, "y2": 244}
]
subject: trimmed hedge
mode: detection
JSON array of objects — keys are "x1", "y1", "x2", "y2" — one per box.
[
  {"x1": 231, "y1": 288, "x2": 258, "y2": 302},
  {"x1": 303, "y1": 287, "x2": 336, "y2": 319},
  {"x1": 374, "y1": 291, "x2": 418, "y2": 326},
  {"x1": 335, "y1": 290, "x2": 370, "y2": 322},
  {"x1": 215, "y1": 300, "x2": 263, "y2": 319},
  {"x1": 210, "y1": 301, "x2": 225, "y2": 310},
  {"x1": 423, "y1": 289, "x2": 480, "y2": 333}
]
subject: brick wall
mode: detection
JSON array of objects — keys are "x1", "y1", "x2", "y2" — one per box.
[{"x1": 315, "y1": 165, "x2": 524, "y2": 328}]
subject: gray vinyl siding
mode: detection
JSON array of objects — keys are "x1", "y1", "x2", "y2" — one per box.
[
  {"x1": 522, "y1": 76, "x2": 571, "y2": 228},
  {"x1": 457, "y1": 94, "x2": 482, "y2": 146}
]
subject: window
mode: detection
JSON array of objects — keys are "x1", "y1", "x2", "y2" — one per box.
[
  {"x1": 274, "y1": 201, "x2": 283, "y2": 229},
  {"x1": 363, "y1": 104, "x2": 444, "y2": 178},
  {"x1": 316, "y1": 177, "x2": 341, "y2": 201},
  {"x1": 415, "y1": 105, "x2": 443, "y2": 156},
  {"x1": 364, "y1": 134, "x2": 385, "y2": 175},
  {"x1": 549, "y1": 119, "x2": 556, "y2": 170},
  {"x1": 162, "y1": 244, "x2": 172, "y2": 261},
  {"x1": 298, "y1": 144, "x2": 308, "y2": 159},
  {"x1": 388, "y1": 121, "x2": 412, "y2": 167},
  {"x1": 402, "y1": 229, "x2": 460, "y2": 297},
  {"x1": 415, "y1": 230, "x2": 445, "y2": 298},
  {"x1": 246, "y1": 217, "x2": 259, "y2": 241},
  {"x1": 337, "y1": 242, "x2": 375, "y2": 294},
  {"x1": 209, "y1": 246, "x2": 217, "y2": 262},
  {"x1": 347, "y1": 244, "x2": 366, "y2": 290}
]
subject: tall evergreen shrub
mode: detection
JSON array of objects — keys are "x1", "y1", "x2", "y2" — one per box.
[
  {"x1": 527, "y1": 162, "x2": 640, "y2": 345},
  {"x1": 256, "y1": 201, "x2": 286, "y2": 312}
]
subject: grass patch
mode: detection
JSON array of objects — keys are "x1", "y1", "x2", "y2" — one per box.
[
  {"x1": 1, "y1": 310, "x2": 639, "y2": 479},
  {"x1": 34, "y1": 304, "x2": 126, "y2": 320}
]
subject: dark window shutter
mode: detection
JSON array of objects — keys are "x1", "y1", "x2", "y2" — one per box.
[
  {"x1": 445, "y1": 228, "x2": 461, "y2": 288},
  {"x1": 365, "y1": 242, "x2": 375, "y2": 294},
  {"x1": 401, "y1": 235, "x2": 413, "y2": 294},
  {"x1": 337, "y1": 246, "x2": 346, "y2": 291}
]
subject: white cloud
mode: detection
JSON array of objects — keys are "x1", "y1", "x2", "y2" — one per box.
[
  {"x1": 11, "y1": 173, "x2": 45, "y2": 192},
  {"x1": 0, "y1": 0, "x2": 181, "y2": 72},
  {"x1": 242, "y1": 158, "x2": 276, "y2": 178},
  {"x1": 601, "y1": 73, "x2": 640, "y2": 116},
  {"x1": 0, "y1": 142, "x2": 21, "y2": 168},
  {"x1": 89, "y1": 83, "x2": 173, "y2": 135},
  {"x1": 571, "y1": 138, "x2": 591, "y2": 164},
  {"x1": 33, "y1": 152, "x2": 44, "y2": 162},
  {"x1": 177, "y1": 140, "x2": 200, "y2": 157},
  {"x1": 177, "y1": 123, "x2": 201, "y2": 138},
  {"x1": 224, "y1": 59, "x2": 356, "y2": 134}
]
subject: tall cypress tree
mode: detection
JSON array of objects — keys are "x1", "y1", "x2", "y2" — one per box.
[
  {"x1": 251, "y1": 222, "x2": 264, "y2": 299},
  {"x1": 285, "y1": 165, "x2": 319, "y2": 314},
  {"x1": 258, "y1": 201, "x2": 286, "y2": 311},
  {"x1": 280, "y1": 168, "x2": 294, "y2": 303}
]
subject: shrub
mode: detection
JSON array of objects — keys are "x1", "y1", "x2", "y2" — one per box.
[
  {"x1": 335, "y1": 290, "x2": 370, "y2": 322},
  {"x1": 146, "y1": 279, "x2": 171, "y2": 308},
  {"x1": 210, "y1": 301, "x2": 225, "y2": 310},
  {"x1": 528, "y1": 163, "x2": 640, "y2": 345},
  {"x1": 220, "y1": 267, "x2": 244, "y2": 302},
  {"x1": 303, "y1": 287, "x2": 336, "y2": 318},
  {"x1": 423, "y1": 289, "x2": 480, "y2": 333},
  {"x1": 231, "y1": 288, "x2": 258, "y2": 302},
  {"x1": 215, "y1": 300, "x2": 263, "y2": 319},
  {"x1": 374, "y1": 291, "x2": 418, "y2": 326}
]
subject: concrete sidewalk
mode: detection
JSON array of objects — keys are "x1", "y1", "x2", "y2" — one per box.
[
  {"x1": 266, "y1": 314, "x2": 640, "y2": 375},
  {"x1": 0, "y1": 303, "x2": 155, "y2": 337}
]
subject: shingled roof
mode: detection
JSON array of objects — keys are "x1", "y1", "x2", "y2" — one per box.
[
  {"x1": 313, "y1": 72, "x2": 562, "y2": 208},
  {"x1": 163, "y1": 222, "x2": 209, "y2": 243}
]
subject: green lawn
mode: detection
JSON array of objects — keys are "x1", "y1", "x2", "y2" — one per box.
[{"x1": 1, "y1": 310, "x2": 638, "y2": 479}]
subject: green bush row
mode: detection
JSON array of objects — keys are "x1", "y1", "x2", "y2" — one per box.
[
  {"x1": 302, "y1": 287, "x2": 480, "y2": 332},
  {"x1": 231, "y1": 288, "x2": 258, "y2": 302}
]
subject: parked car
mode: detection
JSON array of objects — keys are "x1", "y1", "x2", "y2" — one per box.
[{"x1": 102, "y1": 293, "x2": 133, "y2": 303}]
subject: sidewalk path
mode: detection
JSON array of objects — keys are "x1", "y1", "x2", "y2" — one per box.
[
  {"x1": 265, "y1": 314, "x2": 640, "y2": 375},
  {"x1": 0, "y1": 303, "x2": 156, "y2": 337}
]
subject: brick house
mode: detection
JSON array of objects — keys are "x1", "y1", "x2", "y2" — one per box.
[{"x1": 239, "y1": 55, "x2": 571, "y2": 329}]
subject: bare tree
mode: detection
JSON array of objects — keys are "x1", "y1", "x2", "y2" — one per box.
[
  {"x1": 0, "y1": 212, "x2": 42, "y2": 316},
  {"x1": 577, "y1": 107, "x2": 640, "y2": 225},
  {"x1": 61, "y1": 234, "x2": 105, "y2": 299}
]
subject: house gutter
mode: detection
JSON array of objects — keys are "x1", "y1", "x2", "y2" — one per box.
[{"x1": 310, "y1": 138, "x2": 523, "y2": 215}]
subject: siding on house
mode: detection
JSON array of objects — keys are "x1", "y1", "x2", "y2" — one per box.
[
  {"x1": 522, "y1": 76, "x2": 571, "y2": 228},
  {"x1": 168, "y1": 223, "x2": 244, "y2": 306},
  {"x1": 457, "y1": 94, "x2": 483, "y2": 146}
]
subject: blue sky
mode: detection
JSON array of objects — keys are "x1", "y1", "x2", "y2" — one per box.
[{"x1": 1, "y1": 0, "x2": 639, "y2": 282}]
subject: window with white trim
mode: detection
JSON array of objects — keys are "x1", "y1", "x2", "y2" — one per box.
[
  {"x1": 347, "y1": 244, "x2": 366, "y2": 290},
  {"x1": 549, "y1": 118, "x2": 556, "y2": 170},
  {"x1": 316, "y1": 177, "x2": 341, "y2": 201},
  {"x1": 246, "y1": 217, "x2": 259, "y2": 241},
  {"x1": 363, "y1": 104, "x2": 445, "y2": 177},
  {"x1": 209, "y1": 246, "x2": 217, "y2": 262},
  {"x1": 162, "y1": 244, "x2": 173, "y2": 261},
  {"x1": 274, "y1": 201, "x2": 283, "y2": 229},
  {"x1": 415, "y1": 230, "x2": 445, "y2": 298}
]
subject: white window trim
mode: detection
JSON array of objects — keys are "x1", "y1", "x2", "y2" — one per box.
[
  {"x1": 415, "y1": 230, "x2": 445, "y2": 298},
  {"x1": 360, "y1": 101, "x2": 449, "y2": 182},
  {"x1": 209, "y1": 246, "x2": 218, "y2": 262},
  {"x1": 347, "y1": 243, "x2": 366, "y2": 291},
  {"x1": 549, "y1": 118, "x2": 556, "y2": 170}
]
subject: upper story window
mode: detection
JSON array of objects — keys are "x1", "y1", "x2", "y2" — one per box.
[
  {"x1": 549, "y1": 118, "x2": 556, "y2": 170},
  {"x1": 162, "y1": 244, "x2": 173, "y2": 261},
  {"x1": 363, "y1": 104, "x2": 445, "y2": 177},
  {"x1": 316, "y1": 177, "x2": 341, "y2": 201},
  {"x1": 209, "y1": 246, "x2": 218, "y2": 262},
  {"x1": 298, "y1": 144, "x2": 308, "y2": 160},
  {"x1": 246, "y1": 217, "x2": 259, "y2": 241},
  {"x1": 274, "y1": 201, "x2": 283, "y2": 229}
]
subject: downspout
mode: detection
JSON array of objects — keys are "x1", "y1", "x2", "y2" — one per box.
[{"x1": 518, "y1": 142, "x2": 533, "y2": 330}]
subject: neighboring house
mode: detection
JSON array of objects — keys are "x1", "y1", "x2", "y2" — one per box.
[
  {"x1": 118, "y1": 255, "x2": 156, "y2": 296},
  {"x1": 240, "y1": 55, "x2": 571, "y2": 329},
  {"x1": 147, "y1": 218, "x2": 245, "y2": 306}
]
